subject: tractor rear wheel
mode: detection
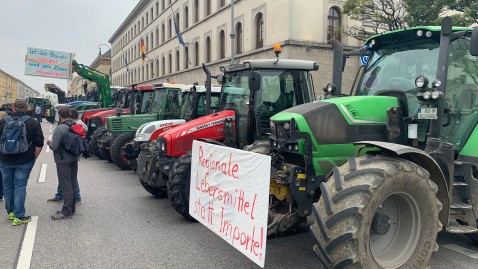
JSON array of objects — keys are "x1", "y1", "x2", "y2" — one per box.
[
  {"x1": 99, "y1": 133, "x2": 112, "y2": 163},
  {"x1": 312, "y1": 154, "x2": 442, "y2": 269},
  {"x1": 90, "y1": 126, "x2": 106, "y2": 159},
  {"x1": 167, "y1": 151, "x2": 196, "y2": 220},
  {"x1": 111, "y1": 132, "x2": 135, "y2": 170}
]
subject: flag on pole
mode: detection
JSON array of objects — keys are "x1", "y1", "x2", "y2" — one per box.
[
  {"x1": 171, "y1": 8, "x2": 185, "y2": 46},
  {"x1": 124, "y1": 52, "x2": 129, "y2": 72},
  {"x1": 140, "y1": 38, "x2": 147, "y2": 63}
]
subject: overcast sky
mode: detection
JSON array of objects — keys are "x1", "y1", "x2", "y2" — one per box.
[{"x1": 0, "y1": 1, "x2": 139, "y2": 97}]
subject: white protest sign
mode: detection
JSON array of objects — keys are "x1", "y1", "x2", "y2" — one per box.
[
  {"x1": 25, "y1": 47, "x2": 73, "y2": 79},
  {"x1": 189, "y1": 140, "x2": 270, "y2": 268}
]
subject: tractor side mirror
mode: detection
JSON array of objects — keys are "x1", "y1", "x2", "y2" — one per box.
[
  {"x1": 471, "y1": 26, "x2": 478, "y2": 56},
  {"x1": 249, "y1": 71, "x2": 261, "y2": 91},
  {"x1": 215, "y1": 74, "x2": 224, "y2": 84}
]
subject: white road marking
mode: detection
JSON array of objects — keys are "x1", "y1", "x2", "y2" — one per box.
[
  {"x1": 16, "y1": 216, "x2": 38, "y2": 269},
  {"x1": 38, "y1": 164, "x2": 47, "y2": 183},
  {"x1": 46, "y1": 135, "x2": 51, "y2": 153},
  {"x1": 442, "y1": 244, "x2": 478, "y2": 259}
]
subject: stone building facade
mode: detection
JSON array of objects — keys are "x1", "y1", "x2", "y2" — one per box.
[
  {"x1": 109, "y1": 0, "x2": 365, "y2": 96},
  {"x1": 0, "y1": 69, "x2": 40, "y2": 104}
]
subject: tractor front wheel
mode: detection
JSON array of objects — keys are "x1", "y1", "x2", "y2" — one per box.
[
  {"x1": 111, "y1": 132, "x2": 135, "y2": 170},
  {"x1": 99, "y1": 133, "x2": 112, "y2": 163},
  {"x1": 90, "y1": 126, "x2": 106, "y2": 159},
  {"x1": 167, "y1": 152, "x2": 196, "y2": 220},
  {"x1": 312, "y1": 154, "x2": 442, "y2": 269}
]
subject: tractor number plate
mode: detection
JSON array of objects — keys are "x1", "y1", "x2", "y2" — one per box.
[{"x1": 418, "y1": 107, "x2": 437, "y2": 120}]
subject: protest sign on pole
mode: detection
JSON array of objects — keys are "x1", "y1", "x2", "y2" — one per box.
[
  {"x1": 25, "y1": 47, "x2": 73, "y2": 79},
  {"x1": 189, "y1": 140, "x2": 271, "y2": 268}
]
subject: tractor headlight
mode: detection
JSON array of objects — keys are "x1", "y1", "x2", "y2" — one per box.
[
  {"x1": 415, "y1": 76, "x2": 428, "y2": 89},
  {"x1": 416, "y1": 30, "x2": 424, "y2": 37},
  {"x1": 294, "y1": 144, "x2": 299, "y2": 151},
  {"x1": 283, "y1": 122, "x2": 290, "y2": 131},
  {"x1": 423, "y1": 91, "x2": 431, "y2": 100},
  {"x1": 425, "y1": 31, "x2": 432, "y2": 37},
  {"x1": 324, "y1": 83, "x2": 336, "y2": 93},
  {"x1": 432, "y1": 80, "x2": 442, "y2": 88},
  {"x1": 136, "y1": 134, "x2": 145, "y2": 140},
  {"x1": 431, "y1": 91, "x2": 441, "y2": 100},
  {"x1": 270, "y1": 121, "x2": 276, "y2": 132}
]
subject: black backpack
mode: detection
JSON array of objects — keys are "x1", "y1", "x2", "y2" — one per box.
[
  {"x1": 60, "y1": 122, "x2": 91, "y2": 159},
  {"x1": 0, "y1": 115, "x2": 31, "y2": 155}
]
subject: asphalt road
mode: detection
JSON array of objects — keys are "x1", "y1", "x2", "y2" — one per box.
[{"x1": 1, "y1": 122, "x2": 478, "y2": 269}]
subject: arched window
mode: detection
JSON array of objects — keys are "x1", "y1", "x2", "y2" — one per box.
[
  {"x1": 219, "y1": 30, "x2": 225, "y2": 59},
  {"x1": 168, "y1": 18, "x2": 172, "y2": 39},
  {"x1": 168, "y1": 53, "x2": 172, "y2": 73},
  {"x1": 156, "y1": 59, "x2": 160, "y2": 77},
  {"x1": 162, "y1": 0, "x2": 165, "y2": 11},
  {"x1": 134, "y1": 25, "x2": 137, "y2": 35},
  {"x1": 184, "y1": 46, "x2": 189, "y2": 69},
  {"x1": 176, "y1": 50, "x2": 180, "y2": 71},
  {"x1": 156, "y1": 28, "x2": 159, "y2": 46},
  {"x1": 142, "y1": 17, "x2": 144, "y2": 29},
  {"x1": 162, "y1": 56, "x2": 165, "y2": 75},
  {"x1": 194, "y1": 0, "x2": 199, "y2": 23},
  {"x1": 150, "y1": 32, "x2": 154, "y2": 49},
  {"x1": 205, "y1": 0, "x2": 211, "y2": 16},
  {"x1": 184, "y1": 6, "x2": 189, "y2": 29},
  {"x1": 146, "y1": 13, "x2": 149, "y2": 25},
  {"x1": 146, "y1": 36, "x2": 149, "y2": 53},
  {"x1": 205, "y1": 36, "x2": 211, "y2": 63},
  {"x1": 134, "y1": 44, "x2": 137, "y2": 58},
  {"x1": 156, "y1": 2, "x2": 159, "y2": 16},
  {"x1": 236, "y1": 22, "x2": 242, "y2": 54},
  {"x1": 142, "y1": 66, "x2": 145, "y2": 81},
  {"x1": 255, "y1": 12, "x2": 264, "y2": 49},
  {"x1": 194, "y1": 41, "x2": 199, "y2": 66},
  {"x1": 219, "y1": 0, "x2": 226, "y2": 8},
  {"x1": 150, "y1": 61, "x2": 154, "y2": 78},
  {"x1": 162, "y1": 23, "x2": 165, "y2": 43},
  {"x1": 146, "y1": 64, "x2": 149, "y2": 80},
  {"x1": 176, "y1": 12, "x2": 180, "y2": 33},
  {"x1": 327, "y1": 7, "x2": 341, "y2": 42}
]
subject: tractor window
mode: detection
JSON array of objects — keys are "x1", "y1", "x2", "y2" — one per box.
[
  {"x1": 164, "y1": 90, "x2": 182, "y2": 118},
  {"x1": 441, "y1": 35, "x2": 478, "y2": 149},
  {"x1": 220, "y1": 70, "x2": 250, "y2": 116},
  {"x1": 149, "y1": 89, "x2": 166, "y2": 113},
  {"x1": 139, "y1": 91, "x2": 154, "y2": 113},
  {"x1": 180, "y1": 93, "x2": 194, "y2": 120}
]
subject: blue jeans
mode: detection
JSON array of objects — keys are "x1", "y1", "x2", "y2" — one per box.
[
  {"x1": 0, "y1": 172, "x2": 3, "y2": 199},
  {"x1": 55, "y1": 184, "x2": 81, "y2": 201},
  {"x1": 0, "y1": 160, "x2": 35, "y2": 218}
]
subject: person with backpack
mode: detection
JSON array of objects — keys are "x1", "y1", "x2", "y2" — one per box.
[
  {"x1": 47, "y1": 106, "x2": 84, "y2": 220},
  {"x1": 47, "y1": 108, "x2": 84, "y2": 204},
  {"x1": 0, "y1": 111, "x2": 7, "y2": 202},
  {"x1": 0, "y1": 99, "x2": 44, "y2": 226}
]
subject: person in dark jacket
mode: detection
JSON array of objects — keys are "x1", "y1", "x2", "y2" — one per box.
[
  {"x1": 0, "y1": 99, "x2": 44, "y2": 226},
  {"x1": 48, "y1": 106, "x2": 80, "y2": 220}
]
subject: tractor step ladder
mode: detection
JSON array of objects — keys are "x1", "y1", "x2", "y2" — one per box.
[{"x1": 447, "y1": 161, "x2": 478, "y2": 233}]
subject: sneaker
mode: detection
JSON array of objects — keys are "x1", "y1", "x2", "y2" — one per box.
[
  {"x1": 76, "y1": 199, "x2": 82, "y2": 205},
  {"x1": 47, "y1": 197, "x2": 63, "y2": 202},
  {"x1": 7, "y1": 212, "x2": 14, "y2": 220},
  {"x1": 12, "y1": 216, "x2": 31, "y2": 226},
  {"x1": 51, "y1": 212, "x2": 72, "y2": 220}
]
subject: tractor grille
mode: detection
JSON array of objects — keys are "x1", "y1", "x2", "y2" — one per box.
[{"x1": 111, "y1": 118, "x2": 123, "y2": 131}]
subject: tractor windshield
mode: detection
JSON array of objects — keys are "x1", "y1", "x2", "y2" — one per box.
[
  {"x1": 357, "y1": 39, "x2": 440, "y2": 96},
  {"x1": 149, "y1": 89, "x2": 166, "y2": 113}
]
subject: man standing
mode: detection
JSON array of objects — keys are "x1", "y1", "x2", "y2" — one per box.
[
  {"x1": 0, "y1": 99, "x2": 43, "y2": 226},
  {"x1": 35, "y1": 105, "x2": 42, "y2": 122},
  {"x1": 47, "y1": 106, "x2": 79, "y2": 220}
]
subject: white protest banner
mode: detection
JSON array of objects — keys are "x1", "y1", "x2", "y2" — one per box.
[
  {"x1": 25, "y1": 47, "x2": 73, "y2": 79},
  {"x1": 189, "y1": 140, "x2": 271, "y2": 268}
]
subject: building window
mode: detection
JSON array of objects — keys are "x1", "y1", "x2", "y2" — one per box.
[
  {"x1": 168, "y1": 53, "x2": 172, "y2": 73},
  {"x1": 184, "y1": 46, "x2": 189, "y2": 69},
  {"x1": 156, "y1": 59, "x2": 159, "y2": 77},
  {"x1": 146, "y1": 13, "x2": 149, "y2": 25},
  {"x1": 194, "y1": 0, "x2": 199, "y2": 23},
  {"x1": 194, "y1": 41, "x2": 199, "y2": 66},
  {"x1": 134, "y1": 44, "x2": 137, "y2": 59},
  {"x1": 327, "y1": 7, "x2": 341, "y2": 42},
  {"x1": 176, "y1": 12, "x2": 180, "y2": 33},
  {"x1": 156, "y1": 2, "x2": 159, "y2": 16},
  {"x1": 150, "y1": 8, "x2": 153, "y2": 21},
  {"x1": 219, "y1": 0, "x2": 226, "y2": 8},
  {"x1": 142, "y1": 17, "x2": 144, "y2": 29},
  {"x1": 205, "y1": 0, "x2": 211, "y2": 16},
  {"x1": 255, "y1": 12, "x2": 264, "y2": 49},
  {"x1": 162, "y1": 56, "x2": 165, "y2": 75},
  {"x1": 219, "y1": 30, "x2": 225, "y2": 59},
  {"x1": 236, "y1": 22, "x2": 242, "y2": 54},
  {"x1": 176, "y1": 50, "x2": 180, "y2": 71},
  {"x1": 205, "y1": 36, "x2": 211, "y2": 63},
  {"x1": 134, "y1": 25, "x2": 137, "y2": 35},
  {"x1": 150, "y1": 61, "x2": 154, "y2": 78},
  {"x1": 146, "y1": 64, "x2": 149, "y2": 80},
  {"x1": 162, "y1": 23, "x2": 165, "y2": 43},
  {"x1": 168, "y1": 18, "x2": 172, "y2": 39},
  {"x1": 162, "y1": 0, "x2": 165, "y2": 11},
  {"x1": 142, "y1": 66, "x2": 145, "y2": 81},
  {"x1": 184, "y1": 6, "x2": 189, "y2": 29},
  {"x1": 156, "y1": 28, "x2": 159, "y2": 46},
  {"x1": 150, "y1": 32, "x2": 154, "y2": 49}
]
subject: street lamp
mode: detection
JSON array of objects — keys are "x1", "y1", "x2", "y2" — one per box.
[{"x1": 98, "y1": 43, "x2": 111, "y2": 55}]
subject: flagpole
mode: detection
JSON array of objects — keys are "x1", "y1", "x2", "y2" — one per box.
[{"x1": 230, "y1": 0, "x2": 235, "y2": 65}]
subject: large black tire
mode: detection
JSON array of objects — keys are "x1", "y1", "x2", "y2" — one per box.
[
  {"x1": 90, "y1": 126, "x2": 107, "y2": 159},
  {"x1": 312, "y1": 154, "x2": 442, "y2": 269},
  {"x1": 99, "y1": 133, "x2": 113, "y2": 163},
  {"x1": 140, "y1": 180, "x2": 167, "y2": 198},
  {"x1": 110, "y1": 132, "x2": 136, "y2": 170},
  {"x1": 167, "y1": 152, "x2": 195, "y2": 220}
]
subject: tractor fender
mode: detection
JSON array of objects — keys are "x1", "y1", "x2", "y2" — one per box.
[{"x1": 354, "y1": 141, "x2": 450, "y2": 226}]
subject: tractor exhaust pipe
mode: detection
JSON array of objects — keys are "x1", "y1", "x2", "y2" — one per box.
[
  {"x1": 331, "y1": 38, "x2": 343, "y2": 96},
  {"x1": 202, "y1": 64, "x2": 212, "y2": 115}
]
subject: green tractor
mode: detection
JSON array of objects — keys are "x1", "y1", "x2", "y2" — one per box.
[
  {"x1": 267, "y1": 18, "x2": 478, "y2": 268},
  {"x1": 98, "y1": 83, "x2": 194, "y2": 170}
]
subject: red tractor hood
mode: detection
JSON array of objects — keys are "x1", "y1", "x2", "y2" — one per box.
[{"x1": 161, "y1": 110, "x2": 236, "y2": 156}]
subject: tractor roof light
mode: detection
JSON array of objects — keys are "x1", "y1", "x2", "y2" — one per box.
[
  {"x1": 283, "y1": 122, "x2": 290, "y2": 131},
  {"x1": 417, "y1": 30, "x2": 424, "y2": 37},
  {"x1": 370, "y1": 39, "x2": 376, "y2": 46},
  {"x1": 273, "y1": 43, "x2": 282, "y2": 57},
  {"x1": 415, "y1": 76, "x2": 429, "y2": 89}
]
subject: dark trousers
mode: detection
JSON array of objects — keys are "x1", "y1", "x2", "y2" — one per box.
[
  {"x1": 56, "y1": 161, "x2": 78, "y2": 216},
  {"x1": 36, "y1": 114, "x2": 42, "y2": 122},
  {"x1": 0, "y1": 171, "x2": 3, "y2": 199}
]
